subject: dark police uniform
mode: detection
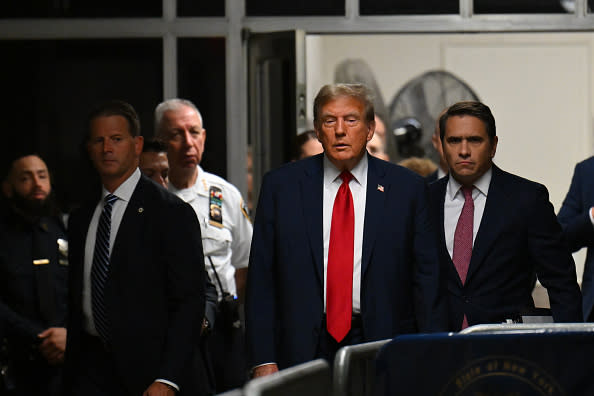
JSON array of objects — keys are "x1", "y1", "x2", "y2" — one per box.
[{"x1": 0, "y1": 208, "x2": 68, "y2": 396}]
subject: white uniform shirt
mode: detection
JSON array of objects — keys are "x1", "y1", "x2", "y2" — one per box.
[
  {"x1": 169, "y1": 166, "x2": 252, "y2": 299},
  {"x1": 322, "y1": 154, "x2": 367, "y2": 313}
]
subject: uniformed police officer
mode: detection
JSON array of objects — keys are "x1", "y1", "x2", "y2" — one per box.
[
  {"x1": 155, "y1": 99, "x2": 252, "y2": 392},
  {"x1": 0, "y1": 154, "x2": 68, "y2": 396}
]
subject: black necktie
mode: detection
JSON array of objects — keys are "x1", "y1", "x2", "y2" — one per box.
[{"x1": 91, "y1": 194, "x2": 118, "y2": 344}]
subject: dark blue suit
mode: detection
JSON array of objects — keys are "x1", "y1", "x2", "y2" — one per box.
[
  {"x1": 430, "y1": 165, "x2": 582, "y2": 331},
  {"x1": 425, "y1": 170, "x2": 439, "y2": 183},
  {"x1": 558, "y1": 156, "x2": 594, "y2": 321},
  {"x1": 245, "y1": 154, "x2": 447, "y2": 370}
]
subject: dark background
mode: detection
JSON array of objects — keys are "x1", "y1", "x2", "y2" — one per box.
[{"x1": 0, "y1": 37, "x2": 226, "y2": 211}]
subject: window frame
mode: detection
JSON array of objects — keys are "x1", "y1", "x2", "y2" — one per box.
[{"x1": 0, "y1": 0, "x2": 592, "y2": 195}]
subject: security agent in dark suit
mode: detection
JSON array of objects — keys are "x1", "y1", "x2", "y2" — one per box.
[
  {"x1": 558, "y1": 156, "x2": 594, "y2": 321},
  {"x1": 0, "y1": 154, "x2": 68, "y2": 396},
  {"x1": 429, "y1": 101, "x2": 582, "y2": 331},
  {"x1": 138, "y1": 136, "x2": 218, "y2": 393},
  {"x1": 64, "y1": 101, "x2": 207, "y2": 396},
  {"x1": 246, "y1": 83, "x2": 447, "y2": 378}
]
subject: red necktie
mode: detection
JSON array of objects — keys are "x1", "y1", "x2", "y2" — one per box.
[
  {"x1": 452, "y1": 186, "x2": 474, "y2": 329},
  {"x1": 327, "y1": 171, "x2": 354, "y2": 342}
]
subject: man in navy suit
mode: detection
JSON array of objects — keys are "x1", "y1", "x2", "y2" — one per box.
[
  {"x1": 246, "y1": 83, "x2": 447, "y2": 378},
  {"x1": 429, "y1": 101, "x2": 581, "y2": 331},
  {"x1": 64, "y1": 101, "x2": 207, "y2": 395},
  {"x1": 558, "y1": 157, "x2": 594, "y2": 321}
]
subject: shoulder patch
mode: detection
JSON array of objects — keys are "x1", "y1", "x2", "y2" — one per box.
[{"x1": 240, "y1": 199, "x2": 251, "y2": 223}]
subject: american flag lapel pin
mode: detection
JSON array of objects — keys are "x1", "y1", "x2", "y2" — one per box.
[{"x1": 377, "y1": 184, "x2": 384, "y2": 192}]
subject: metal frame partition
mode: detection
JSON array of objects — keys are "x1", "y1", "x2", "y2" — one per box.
[{"x1": 1, "y1": 0, "x2": 594, "y2": 195}]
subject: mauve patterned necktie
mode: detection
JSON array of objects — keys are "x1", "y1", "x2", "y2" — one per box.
[{"x1": 453, "y1": 186, "x2": 474, "y2": 329}]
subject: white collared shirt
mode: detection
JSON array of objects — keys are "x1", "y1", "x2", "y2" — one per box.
[
  {"x1": 169, "y1": 166, "x2": 252, "y2": 300},
  {"x1": 322, "y1": 154, "x2": 367, "y2": 313},
  {"x1": 83, "y1": 168, "x2": 141, "y2": 335},
  {"x1": 437, "y1": 167, "x2": 447, "y2": 179},
  {"x1": 444, "y1": 167, "x2": 492, "y2": 259}
]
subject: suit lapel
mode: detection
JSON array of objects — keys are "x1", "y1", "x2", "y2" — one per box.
[
  {"x1": 362, "y1": 156, "x2": 387, "y2": 277},
  {"x1": 435, "y1": 177, "x2": 464, "y2": 288},
  {"x1": 466, "y1": 165, "x2": 509, "y2": 283},
  {"x1": 300, "y1": 155, "x2": 324, "y2": 285},
  {"x1": 109, "y1": 177, "x2": 147, "y2": 276},
  {"x1": 72, "y1": 203, "x2": 97, "y2": 299}
]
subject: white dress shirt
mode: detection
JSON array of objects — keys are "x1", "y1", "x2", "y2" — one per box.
[
  {"x1": 437, "y1": 167, "x2": 447, "y2": 179},
  {"x1": 322, "y1": 154, "x2": 367, "y2": 313},
  {"x1": 444, "y1": 168, "x2": 492, "y2": 259},
  {"x1": 169, "y1": 165, "x2": 252, "y2": 300},
  {"x1": 83, "y1": 168, "x2": 140, "y2": 335}
]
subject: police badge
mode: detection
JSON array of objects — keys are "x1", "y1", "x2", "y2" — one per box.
[
  {"x1": 57, "y1": 238, "x2": 68, "y2": 266},
  {"x1": 209, "y1": 186, "x2": 224, "y2": 227}
]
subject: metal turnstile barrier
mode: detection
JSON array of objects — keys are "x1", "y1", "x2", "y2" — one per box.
[
  {"x1": 459, "y1": 322, "x2": 594, "y2": 335},
  {"x1": 332, "y1": 339, "x2": 391, "y2": 396},
  {"x1": 243, "y1": 359, "x2": 331, "y2": 396}
]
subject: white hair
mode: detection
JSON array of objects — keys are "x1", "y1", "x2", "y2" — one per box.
[{"x1": 154, "y1": 98, "x2": 203, "y2": 137}]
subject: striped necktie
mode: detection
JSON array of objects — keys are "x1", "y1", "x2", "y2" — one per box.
[{"x1": 91, "y1": 193, "x2": 118, "y2": 344}]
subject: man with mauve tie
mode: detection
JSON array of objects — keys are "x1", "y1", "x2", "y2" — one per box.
[
  {"x1": 246, "y1": 83, "x2": 447, "y2": 377},
  {"x1": 429, "y1": 101, "x2": 581, "y2": 331}
]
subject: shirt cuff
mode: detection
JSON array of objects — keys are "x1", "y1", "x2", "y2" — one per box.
[
  {"x1": 589, "y1": 207, "x2": 594, "y2": 226},
  {"x1": 251, "y1": 362, "x2": 277, "y2": 375},
  {"x1": 253, "y1": 362, "x2": 276, "y2": 368},
  {"x1": 155, "y1": 379, "x2": 179, "y2": 392}
]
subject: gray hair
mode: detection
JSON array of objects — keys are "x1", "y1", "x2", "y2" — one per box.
[{"x1": 154, "y1": 98, "x2": 203, "y2": 137}]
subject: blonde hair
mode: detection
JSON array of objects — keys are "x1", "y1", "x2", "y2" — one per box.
[{"x1": 398, "y1": 157, "x2": 438, "y2": 177}]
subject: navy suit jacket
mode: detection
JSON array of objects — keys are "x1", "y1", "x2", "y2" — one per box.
[
  {"x1": 245, "y1": 154, "x2": 447, "y2": 370},
  {"x1": 425, "y1": 170, "x2": 439, "y2": 184},
  {"x1": 558, "y1": 156, "x2": 594, "y2": 321},
  {"x1": 430, "y1": 165, "x2": 582, "y2": 331},
  {"x1": 64, "y1": 175, "x2": 206, "y2": 395}
]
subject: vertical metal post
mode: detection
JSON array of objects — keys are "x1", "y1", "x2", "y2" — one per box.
[
  {"x1": 460, "y1": 0, "x2": 473, "y2": 18},
  {"x1": 226, "y1": 0, "x2": 248, "y2": 194},
  {"x1": 345, "y1": 0, "x2": 359, "y2": 20},
  {"x1": 163, "y1": 0, "x2": 177, "y2": 99},
  {"x1": 575, "y1": 0, "x2": 588, "y2": 17}
]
